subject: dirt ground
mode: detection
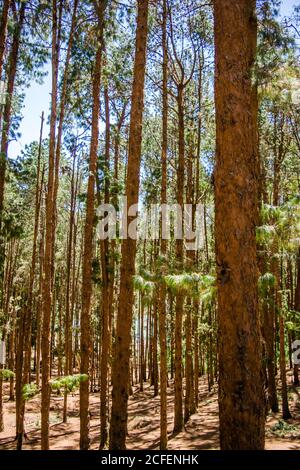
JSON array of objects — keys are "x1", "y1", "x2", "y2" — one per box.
[{"x1": 1, "y1": 372, "x2": 300, "y2": 450}]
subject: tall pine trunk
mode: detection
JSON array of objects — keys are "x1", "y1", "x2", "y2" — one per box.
[
  {"x1": 158, "y1": 0, "x2": 168, "y2": 449},
  {"x1": 41, "y1": 0, "x2": 59, "y2": 449},
  {"x1": 16, "y1": 112, "x2": 44, "y2": 449},
  {"x1": 214, "y1": 0, "x2": 266, "y2": 450},
  {"x1": 0, "y1": 0, "x2": 10, "y2": 81},
  {"x1": 173, "y1": 84, "x2": 184, "y2": 433},
  {"x1": 109, "y1": 0, "x2": 149, "y2": 450}
]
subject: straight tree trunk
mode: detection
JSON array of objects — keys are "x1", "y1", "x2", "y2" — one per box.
[
  {"x1": 279, "y1": 312, "x2": 291, "y2": 419},
  {"x1": 41, "y1": 0, "x2": 59, "y2": 449},
  {"x1": 99, "y1": 83, "x2": 111, "y2": 450},
  {"x1": 140, "y1": 297, "x2": 144, "y2": 391},
  {"x1": 36, "y1": 200, "x2": 45, "y2": 390},
  {"x1": 63, "y1": 150, "x2": 77, "y2": 423},
  {"x1": 214, "y1": 0, "x2": 266, "y2": 450},
  {"x1": 278, "y1": 259, "x2": 291, "y2": 420},
  {"x1": 193, "y1": 300, "x2": 199, "y2": 407},
  {"x1": 0, "y1": 2, "x2": 25, "y2": 293},
  {"x1": 80, "y1": 0, "x2": 106, "y2": 451},
  {"x1": 293, "y1": 247, "x2": 300, "y2": 385},
  {"x1": 109, "y1": 0, "x2": 149, "y2": 449},
  {"x1": 152, "y1": 295, "x2": 159, "y2": 397},
  {"x1": 158, "y1": 0, "x2": 168, "y2": 449},
  {"x1": 0, "y1": 0, "x2": 10, "y2": 81},
  {"x1": 80, "y1": 43, "x2": 103, "y2": 451},
  {"x1": 173, "y1": 84, "x2": 185, "y2": 433},
  {"x1": 16, "y1": 112, "x2": 44, "y2": 449}
]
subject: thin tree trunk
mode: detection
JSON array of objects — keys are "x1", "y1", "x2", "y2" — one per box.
[
  {"x1": 279, "y1": 312, "x2": 291, "y2": 419},
  {"x1": 16, "y1": 112, "x2": 44, "y2": 449},
  {"x1": 294, "y1": 247, "x2": 300, "y2": 385},
  {"x1": 99, "y1": 83, "x2": 111, "y2": 450},
  {"x1": 193, "y1": 301, "x2": 199, "y2": 407},
  {"x1": 173, "y1": 84, "x2": 185, "y2": 433},
  {"x1": 80, "y1": 0, "x2": 106, "y2": 447},
  {"x1": 158, "y1": 0, "x2": 168, "y2": 448},
  {"x1": 0, "y1": 2, "x2": 25, "y2": 298},
  {"x1": 0, "y1": 0, "x2": 11, "y2": 81},
  {"x1": 109, "y1": 0, "x2": 149, "y2": 449},
  {"x1": 152, "y1": 300, "x2": 158, "y2": 397},
  {"x1": 279, "y1": 259, "x2": 291, "y2": 420},
  {"x1": 36, "y1": 198, "x2": 45, "y2": 390},
  {"x1": 41, "y1": 0, "x2": 59, "y2": 449}
]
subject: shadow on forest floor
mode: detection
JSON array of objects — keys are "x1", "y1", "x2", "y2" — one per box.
[{"x1": 1, "y1": 372, "x2": 300, "y2": 450}]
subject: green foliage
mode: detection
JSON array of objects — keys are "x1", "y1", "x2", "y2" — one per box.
[
  {"x1": 0, "y1": 369, "x2": 15, "y2": 380},
  {"x1": 22, "y1": 383, "x2": 39, "y2": 401},
  {"x1": 201, "y1": 285, "x2": 217, "y2": 308},
  {"x1": 133, "y1": 274, "x2": 155, "y2": 293},
  {"x1": 50, "y1": 374, "x2": 88, "y2": 394},
  {"x1": 258, "y1": 272, "x2": 276, "y2": 292},
  {"x1": 164, "y1": 273, "x2": 216, "y2": 304},
  {"x1": 258, "y1": 272, "x2": 276, "y2": 308},
  {"x1": 257, "y1": 198, "x2": 300, "y2": 255},
  {"x1": 164, "y1": 273, "x2": 200, "y2": 295},
  {"x1": 133, "y1": 274, "x2": 155, "y2": 306},
  {"x1": 269, "y1": 419, "x2": 299, "y2": 438},
  {"x1": 256, "y1": 224, "x2": 276, "y2": 245},
  {"x1": 260, "y1": 204, "x2": 283, "y2": 224}
]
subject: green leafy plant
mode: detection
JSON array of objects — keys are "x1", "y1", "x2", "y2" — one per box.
[
  {"x1": 22, "y1": 383, "x2": 39, "y2": 401},
  {"x1": 269, "y1": 419, "x2": 299, "y2": 438},
  {"x1": 50, "y1": 374, "x2": 88, "y2": 394},
  {"x1": 0, "y1": 368, "x2": 15, "y2": 380}
]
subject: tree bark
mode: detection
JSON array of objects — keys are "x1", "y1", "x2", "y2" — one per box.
[
  {"x1": 109, "y1": 0, "x2": 149, "y2": 450},
  {"x1": 16, "y1": 112, "x2": 44, "y2": 449},
  {"x1": 0, "y1": 1, "x2": 25, "y2": 293},
  {"x1": 158, "y1": 0, "x2": 168, "y2": 448},
  {"x1": 294, "y1": 247, "x2": 300, "y2": 385},
  {"x1": 80, "y1": 45, "x2": 102, "y2": 452},
  {"x1": 173, "y1": 84, "x2": 184, "y2": 433},
  {"x1": 0, "y1": 0, "x2": 10, "y2": 81},
  {"x1": 99, "y1": 83, "x2": 111, "y2": 450},
  {"x1": 41, "y1": 0, "x2": 59, "y2": 449},
  {"x1": 214, "y1": 0, "x2": 266, "y2": 449}
]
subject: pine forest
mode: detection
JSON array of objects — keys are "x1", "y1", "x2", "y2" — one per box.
[{"x1": 0, "y1": 0, "x2": 300, "y2": 453}]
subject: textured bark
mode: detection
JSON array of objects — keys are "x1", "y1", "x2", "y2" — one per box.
[
  {"x1": 63, "y1": 151, "x2": 77, "y2": 424},
  {"x1": 184, "y1": 142, "x2": 196, "y2": 421},
  {"x1": 184, "y1": 303, "x2": 193, "y2": 422},
  {"x1": 0, "y1": 1, "x2": 25, "y2": 220},
  {"x1": 294, "y1": 247, "x2": 300, "y2": 385},
  {"x1": 16, "y1": 112, "x2": 44, "y2": 449},
  {"x1": 140, "y1": 298, "x2": 144, "y2": 391},
  {"x1": 109, "y1": 0, "x2": 149, "y2": 450},
  {"x1": 158, "y1": 0, "x2": 168, "y2": 448},
  {"x1": 41, "y1": 0, "x2": 59, "y2": 449},
  {"x1": 0, "y1": 365, "x2": 3, "y2": 431},
  {"x1": 264, "y1": 299, "x2": 279, "y2": 411},
  {"x1": 173, "y1": 84, "x2": 184, "y2": 433},
  {"x1": 52, "y1": 0, "x2": 78, "y2": 265},
  {"x1": 152, "y1": 300, "x2": 159, "y2": 397},
  {"x1": 279, "y1": 313, "x2": 291, "y2": 419},
  {"x1": 214, "y1": 0, "x2": 266, "y2": 450},
  {"x1": 80, "y1": 45, "x2": 102, "y2": 451},
  {"x1": 0, "y1": 0, "x2": 10, "y2": 81},
  {"x1": 99, "y1": 84, "x2": 111, "y2": 450},
  {"x1": 36, "y1": 203, "x2": 45, "y2": 390},
  {"x1": 193, "y1": 301, "x2": 199, "y2": 407}
]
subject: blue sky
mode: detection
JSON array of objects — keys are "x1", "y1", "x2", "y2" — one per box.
[{"x1": 8, "y1": 0, "x2": 299, "y2": 159}]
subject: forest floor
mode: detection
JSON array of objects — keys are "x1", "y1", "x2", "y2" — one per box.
[{"x1": 1, "y1": 371, "x2": 300, "y2": 450}]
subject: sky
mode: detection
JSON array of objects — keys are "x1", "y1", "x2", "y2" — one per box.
[{"x1": 8, "y1": 0, "x2": 299, "y2": 159}]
